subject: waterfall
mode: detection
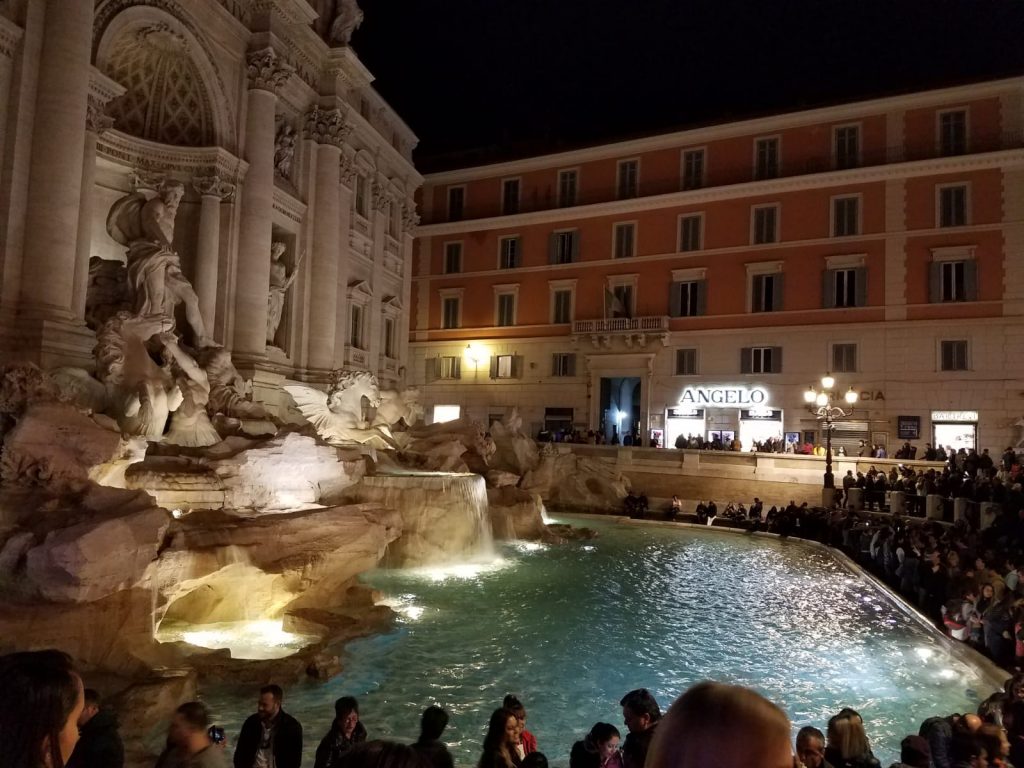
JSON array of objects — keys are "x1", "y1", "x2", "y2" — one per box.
[{"x1": 443, "y1": 473, "x2": 494, "y2": 558}]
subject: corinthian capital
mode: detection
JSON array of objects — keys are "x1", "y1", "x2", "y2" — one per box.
[
  {"x1": 303, "y1": 106, "x2": 351, "y2": 147},
  {"x1": 192, "y1": 173, "x2": 237, "y2": 201},
  {"x1": 401, "y1": 202, "x2": 420, "y2": 230},
  {"x1": 85, "y1": 95, "x2": 115, "y2": 134},
  {"x1": 339, "y1": 152, "x2": 358, "y2": 186},
  {"x1": 246, "y1": 47, "x2": 293, "y2": 93}
]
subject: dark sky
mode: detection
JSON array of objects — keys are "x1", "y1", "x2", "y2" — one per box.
[{"x1": 353, "y1": 0, "x2": 1024, "y2": 172}]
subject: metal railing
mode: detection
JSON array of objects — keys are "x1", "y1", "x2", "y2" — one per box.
[{"x1": 572, "y1": 316, "x2": 669, "y2": 334}]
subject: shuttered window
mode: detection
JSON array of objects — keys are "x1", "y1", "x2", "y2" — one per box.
[
  {"x1": 551, "y1": 353, "x2": 577, "y2": 377},
  {"x1": 740, "y1": 346, "x2": 783, "y2": 374},
  {"x1": 822, "y1": 267, "x2": 867, "y2": 308},
  {"x1": 832, "y1": 343, "x2": 857, "y2": 373},
  {"x1": 675, "y1": 348, "x2": 698, "y2": 375},
  {"x1": 928, "y1": 260, "x2": 977, "y2": 303},
  {"x1": 940, "y1": 340, "x2": 969, "y2": 371},
  {"x1": 752, "y1": 273, "x2": 783, "y2": 312}
]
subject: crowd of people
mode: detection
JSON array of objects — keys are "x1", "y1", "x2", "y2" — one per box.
[{"x1": 6, "y1": 648, "x2": 1023, "y2": 768}]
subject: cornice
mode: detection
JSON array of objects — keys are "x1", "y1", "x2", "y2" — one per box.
[
  {"x1": 273, "y1": 184, "x2": 308, "y2": 224},
  {"x1": 97, "y1": 130, "x2": 250, "y2": 184},
  {"x1": 416, "y1": 149, "x2": 1024, "y2": 237},
  {"x1": 424, "y1": 77, "x2": 1024, "y2": 185},
  {"x1": 88, "y1": 66, "x2": 126, "y2": 106}
]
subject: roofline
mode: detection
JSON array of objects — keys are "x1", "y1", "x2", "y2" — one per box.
[{"x1": 421, "y1": 75, "x2": 1024, "y2": 185}]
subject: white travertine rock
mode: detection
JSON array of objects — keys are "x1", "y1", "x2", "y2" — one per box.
[
  {"x1": 522, "y1": 451, "x2": 629, "y2": 510},
  {"x1": 487, "y1": 487, "x2": 548, "y2": 540}
]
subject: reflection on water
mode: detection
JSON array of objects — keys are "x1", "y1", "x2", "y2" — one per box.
[{"x1": 201, "y1": 519, "x2": 1000, "y2": 766}]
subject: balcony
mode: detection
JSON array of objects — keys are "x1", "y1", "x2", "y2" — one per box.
[{"x1": 572, "y1": 316, "x2": 669, "y2": 349}]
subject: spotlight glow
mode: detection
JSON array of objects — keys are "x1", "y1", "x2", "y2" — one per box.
[
  {"x1": 409, "y1": 559, "x2": 510, "y2": 582},
  {"x1": 174, "y1": 619, "x2": 316, "y2": 660}
]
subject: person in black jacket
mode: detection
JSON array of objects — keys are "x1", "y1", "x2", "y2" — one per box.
[
  {"x1": 234, "y1": 685, "x2": 303, "y2": 768},
  {"x1": 315, "y1": 696, "x2": 368, "y2": 768},
  {"x1": 619, "y1": 689, "x2": 660, "y2": 768},
  {"x1": 411, "y1": 706, "x2": 454, "y2": 768},
  {"x1": 67, "y1": 689, "x2": 125, "y2": 768}
]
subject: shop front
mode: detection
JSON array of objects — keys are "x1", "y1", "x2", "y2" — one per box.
[
  {"x1": 666, "y1": 385, "x2": 782, "y2": 450},
  {"x1": 932, "y1": 410, "x2": 977, "y2": 452}
]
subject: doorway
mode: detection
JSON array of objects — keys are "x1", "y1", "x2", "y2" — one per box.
[{"x1": 600, "y1": 376, "x2": 641, "y2": 444}]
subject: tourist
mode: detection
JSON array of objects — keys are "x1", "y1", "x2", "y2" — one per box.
[
  {"x1": 890, "y1": 735, "x2": 931, "y2": 768},
  {"x1": 667, "y1": 495, "x2": 682, "y2": 520},
  {"x1": 646, "y1": 681, "x2": 792, "y2": 768},
  {"x1": 315, "y1": 697, "x2": 367, "y2": 768},
  {"x1": 478, "y1": 707, "x2": 520, "y2": 768},
  {"x1": 156, "y1": 702, "x2": 226, "y2": 768},
  {"x1": 67, "y1": 688, "x2": 124, "y2": 768},
  {"x1": 502, "y1": 695, "x2": 537, "y2": 757},
  {"x1": 824, "y1": 709, "x2": 880, "y2": 768},
  {"x1": 570, "y1": 722, "x2": 622, "y2": 768},
  {"x1": 521, "y1": 754, "x2": 548, "y2": 768},
  {"x1": 795, "y1": 726, "x2": 830, "y2": 768},
  {"x1": 976, "y1": 723, "x2": 1010, "y2": 767},
  {"x1": 334, "y1": 741, "x2": 427, "y2": 768},
  {"x1": 234, "y1": 685, "x2": 302, "y2": 768},
  {"x1": 949, "y1": 732, "x2": 988, "y2": 768},
  {"x1": 619, "y1": 689, "x2": 661, "y2": 768},
  {"x1": 0, "y1": 649, "x2": 84, "y2": 768},
  {"x1": 412, "y1": 706, "x2": 454, "y2": 768}
]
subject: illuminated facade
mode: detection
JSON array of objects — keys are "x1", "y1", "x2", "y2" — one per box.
[{"x1": 410, "y1": 77, "x2": 1024, "y2": 452}]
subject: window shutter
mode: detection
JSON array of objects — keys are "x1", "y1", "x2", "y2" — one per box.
[
  {"x1": 772, "y1": 346, "x2": 784, "y2": 373},
  {"x1": 453, "y1": 358, "x2": 462, "y2": 379},
  {"x1": 941, "y1": 342, "x2": 953, "y2": 371},
  {"x1": 570, "y1": 231, "x2": 580, "y2": 262},
  {"x1": 740, "y1": 347, "x2": 752, "y2": 374},
  {"x1": 854, "y1": 267, "x2": 867, "y2": 307},
  {"x1": 489, "y1": 356, "x2": 499, "y2": 379},
  {"x1": 426, "y1": 357, "x2": 439, "y2": 382},
  {"x1": 548, "y1": 233, "x2": 557, "y2": 265},
  {"x1": 567, "y1": 353, "x2": 576, "y2": 377},
  {"x1": 550, "y1": 353, "x2": 559, "y2": 376},
  {"x1": 822, "y1": 269, "x2": 835, "y2": 309},
  {"x1": 512, "y1": 355, "x2": 524, "y2": 379},
  {"x1": 963, "y1": 260, "x2": 978, "y2": 301},
  {"x1": 928, "y1": 262, "x2": 943, "y2": 303},
  {"x1": 669, "y1": 282, "x2": 682, "y2": 317},
  {"x1": 772, "y1": 272, "x2": 785, "y2": 311},
  {"x1": 696, "y1": 280, "x2": 707, "y2": 316}
]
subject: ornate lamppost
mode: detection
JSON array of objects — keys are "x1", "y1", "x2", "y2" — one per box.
[{"x1": 803, "y1": 375, "x2": 858, "y2": 498}]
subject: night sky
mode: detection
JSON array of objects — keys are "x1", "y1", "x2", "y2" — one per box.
[{"x1": 353, "y1": 0, "x2": 1024, "y2": 172}]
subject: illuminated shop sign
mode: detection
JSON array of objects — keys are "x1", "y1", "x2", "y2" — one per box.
[
  {"x1": 679, "y1": 387, "x2": 768, "y2": 406},
  {"x1": 667, "y1": 407, "x2": 706, "y2": 419},
  {"x1": 931, "y1": 410, "x2": 978, "y2": 422}
]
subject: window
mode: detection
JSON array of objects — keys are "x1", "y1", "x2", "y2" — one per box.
[
  {"x1": 447, "y1": 186, "x2": 465, "y2": 221},
  {"x1": 490, "y1": 354, "x2": 521, "y2": 379},
  {"x1": 355, "y1": 175, "x2": 368, "y2": 217},
  {"x1": 387, "y1": 202, "x2": 399, "y2": 238},
  {"x1": 752, "y1": 205, "x2": 778, "y2": 244},
  {"x1": 940, "y1": 340, "x2": 968, "y2": 371},
  {"x1": 834, "y1": 125, "x2": 860, "y2": 169},
  {"x1": 440, "y1": 355, "x2": 462, "y2": 379},
  {"x1": 669, "y1": 280, "x2": 704, "y2": 317},
  {"x1": 383, "y1": 317, "x2": 395, "y2": 358},
  {"x1": 349, "y1": 304, "x2": 364, "y2": 349},
  {"x1": 832, "y1": 343, "x2": 858, "y2": 373},
  {"x1": 551, "y1": 352, "x2": 576, "y2": 377},
  {"x1": 751, "y1": 272, "x2": 783, "y2": 312},
  {"x1": 613, "y1": 222, "x2": 636, "y2": 259},
  {"x1": 675, "y1": 348, "x2": 698, "y2": 375},
  {"x1": 741, "y1": 346, "x2": 782, "y2": 374},
  {"x1": 552, "y1": 289, "x2": 573, "y2": 324},
  {"x1": 502, "y1": 178, "x2": 520, "y2": 214},
  {"x1": 443, "y1": 242, "x2": 462, "y2": 274},
  {"x1": 682, "y1": 149, "x2": 705, "y2": 190},
  {"x1": 930, "y1": 259, "x2": 978, "y2": 303},
  {"x1": 558, "y1": 169, "x2": 578, "y2": 207},
  {"x1": 496, "y1": 293, "x2": 516, "y2": 326},
  {"x1": 617, "y1": 160, "x2": 639, "y2": 199},
  {"x1": 939, "y1": 185, "x2": 967, "y2": 227},
  {"x1": 608, "y1": 284, "x2": 633, "y2": 318},
  {"x1": 832, "y1": 196, "x2": 860, "y2": 237},
  {"x1": 754, "y1": 137, "x2": 780, "y2": 180},
  {"x1": 550, "y1": 230, "x2": 578, "y2": 264},
  {"x1": 939, "y1": 110, "x2": 967, "y2": 156},
  {"x1": 441, "y1": 296, "x2": 460, "y2": 329},
  {"x1": 499, "y1": 236, "x2": 520, "y2": 269},
  {"x1": 679, "y1": 214, "x2": 702, "y2": 252},
  {"x1": 824, "y1": 267, "x2": 866, "y2": 308}
]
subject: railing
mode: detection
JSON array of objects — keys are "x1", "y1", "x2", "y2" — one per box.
[{"x1": 573, "y1": 316, "x2": 669, "y2": 334}]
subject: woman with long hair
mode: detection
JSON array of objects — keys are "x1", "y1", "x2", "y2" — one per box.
[
  {"x1": 0, "y1": 650, "x2": 85, "y2": 768},
  {"x1": 570, "y1": 722, "x2": 623, "y2": 768},
  {"x1": 824, "y1": 709, "x2": 881, "y2": 768},
  {"x1": 479, "y1": 708, "x2": 521, "y2": 768}
]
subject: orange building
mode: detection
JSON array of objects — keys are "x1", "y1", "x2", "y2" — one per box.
[{"x1": 409, "y1": 77, "x2": 1024, "y2": 453}]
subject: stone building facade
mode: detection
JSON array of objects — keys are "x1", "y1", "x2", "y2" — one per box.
[
  {"x1": 0, "y1": 0, "x2": 420, "y2": 407},
  {"x1": 410, "y1": 77, "x2": 1024, "y2": 454}
]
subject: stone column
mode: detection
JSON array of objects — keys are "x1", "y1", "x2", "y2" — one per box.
[
  {"x1": 19, "y1": 0, "x2": 93, "y2": 319},
  {"x1": 368, "y1": 176, "x2": 390, "y2": 365},
  {"x1": 335, "y1": 151, "x2": 356, "y2": 364},
  {"x1": 232, "y1": 48, "x2": 291, "y2": 359},
  {"x1": 399, "y1": 201, "x2": 419, "y2": 378},
  {"x1": 192, "y1": 174, "x2": 235, "y2": 339},
  {"x1": 306, "y1": 107, "x2": 347, "y2": 371}
]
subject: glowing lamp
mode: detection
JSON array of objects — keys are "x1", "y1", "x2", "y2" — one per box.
[
  {"x1": 845, "y1": 388, "x2": 858, "y2": 404},
  {"x1": 803, "y1": 387, "x2": 817, "y2": 403},
  {"x1": 815, "y1": 393, "x2": 829, "y2": 407},
  {"x1": 820, "y1": 374, "x2": 835, "y2": 390}
]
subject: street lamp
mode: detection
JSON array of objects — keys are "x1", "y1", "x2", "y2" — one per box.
[{"x1": 803, "y1": 374, "x2": 858, "y2": 493}]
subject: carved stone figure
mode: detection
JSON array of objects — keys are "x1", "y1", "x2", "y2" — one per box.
[
  {"x1": 371, "y1": 387, "x2": 424, "y2": 429},
  {"x1": 105, "y1": 180, "x2": 211, "y2": 346},
  {"x1": 274, "y1": 122, "x2": 296, "y2": 180},
  {"x1": 328, "y1": 0, "x2": 363, "y2": 45},
  {"x1": 94, "y1": 312, "x2": 182, "y2": 441},
  {"x1": 159, "y1": 333, "x2": 220, "y2": 447},
  {"x1": 84, "y1": 257, "x2": 130, "y2": 331},
  {"x1": 267, "y1": 242, "x2": 303, "y2": 346},
  {"x1": 285, "y1": 370, "x2": 398, "y2": 449},
  {"x1": 195, "y1": 345, "x2": 270, "y2": 421}
]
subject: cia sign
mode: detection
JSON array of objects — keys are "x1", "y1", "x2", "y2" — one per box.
[{"x1": 679, "y1": 386, "x2": 768, "y2": 406}]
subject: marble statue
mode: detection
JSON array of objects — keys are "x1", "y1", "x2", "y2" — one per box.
[
  {"x1": 159, "y1": 333, "x2": 220, "y2": 447},
  {"x1": 195, "y1": 345, "x2": 270, "y2": 421},
  {"x1": 267, "y1": 242, "x2": 303, "y2": 346},
  {"x1": 285, "y1": 370, "x2": 398, "y2": 450},
  {"x1": 502, "y1": 407, "x2": 524, "y2": 436},
  {"x1": 329, "y1": 0, "x2": 363, "y2": 45},
  {"x1": 94, "y1": 312, "x2": 182, "y2": 441},
  {"x1": 84, "y1": 256, "x2": 130, "y2": 331},
  {"x1": 371, "y1": 387, "x2": 424, "y2": 430},
  {"x1": 106, "y1": 180, "x2": 211, "y2": 346},
  {"x1": 274, "y1": 122, "x2": 296, "y2": 180}
]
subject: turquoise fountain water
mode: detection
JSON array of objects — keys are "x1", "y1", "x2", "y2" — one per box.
[{"x1": 201, "y1": 518, "x2": 1001, "y2": 766}]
